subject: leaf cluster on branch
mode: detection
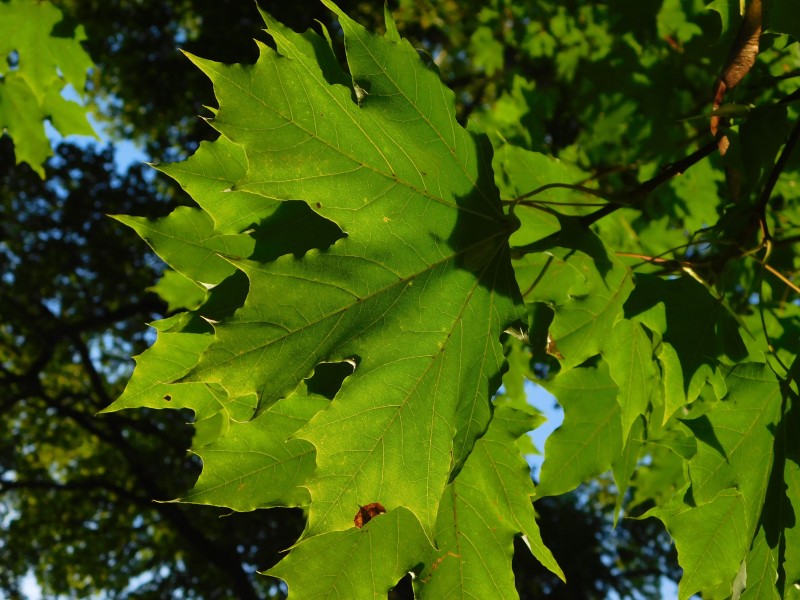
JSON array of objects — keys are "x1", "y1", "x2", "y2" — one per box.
[
  {"x1": 2, "y1": 0, "x2": 799, "y2": 598},
  {"x1": 98, "y1": 1, "x2": 800, "y2": 598}
]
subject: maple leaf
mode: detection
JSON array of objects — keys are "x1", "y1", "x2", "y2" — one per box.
[
  {"x1": 101, "y1": 1, "x2": 800, "y2": 597},
  {"x1": 644, "y1": 363, "x2": 783, "y2": 600},
  {"x1": 416, "y1": 406, "x2": 563, "y2": 598},
  {"x1": 122, "y1": 1, "x2": 524, "y2": 542}
]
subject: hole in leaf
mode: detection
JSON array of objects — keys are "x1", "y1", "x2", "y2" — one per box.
[
  {"x1": 388, "y1": 570, "x2": 414, "y2": 599},
  {"x1": 163, "y1": 394, "x2": 172, "y2": 401},
  {"x1": 6, "y1": 50, "x2": 19, "y2": 70},
  {"x1": 304, "y1": 358, "x2": 357, "y2": 400}
]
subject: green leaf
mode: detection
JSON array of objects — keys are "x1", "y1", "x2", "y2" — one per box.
[
  {"x1": 494, "y1": 143, "x2": 587, "y2": 247},
  {"x1": 659, "y1": 488, "x2": 751, "y2": 600},
  {"x1": 683, "y1": 364, "x2": 781, "y2": 523},
  {"x1": 647, "y1": 364, "x2": 783, "y2": 600},
  {"x1": 0, "y1": 74, "x2": 51, "y2": 173},
  {"x1": 469, "y1": 26, "x2": 504, "y2": 76},
  {"x1": 42, "y1": 83, "x2": 95, "y2": 137},
  {"x1": 180, "y1": 394, "x2": 327, "y2": 510},
  {"x1": 782, "y1": 455, "x2": 800, "y2": 597},
  {"x1": 625, "y1": 275, "x2": 749, "y2": 417},
  {"x1": 102, "y1": 312, "x2": 257, "y2": 426},
  {"x1": 604, "y1": 319, "x2": 659, "y2": 442},
  {"x1": 612, "y1": 416, "x2": 645, "y2": 526},
  {"x1": 268, "y1": 507, "x2": 434, "y2": 599},
  {"x1": 657, "y1": 0, "x2": 703, "y2": 43},
  {"x1": 629, "y1": 442, "x2": 688, "y2": 514},
  {"x1": 537, "y1": 359, "x2": 622, "y2": 497},
  {"x1": 113, "y1": 208, "x2": 255, "y2": 286},
  {"x1": 157, "y1": 134, "x2": 347, "y2": 266},
  {"x1": 514, "y1": 221, "x2": 634, "y2": 369},
  {"x1": 416, "y1": 406, "x2": 563, "y2": 599},
  {"x1": 173, "y1": 1, "x2": 522, "y2": 539},
  {"x1": 149, "y1": 270, "x2": 207, "y2": 313},
  {"x1": 0, "y1": 0, "x2": 93, "y2": 98},
  {"x1": 760, "y1": 367, "x2": 800, "y2": 598},
  {"x1": 706, "y1": 0, "x2": 743, "y2": 41},
  {"x1": 0, "y1": 0, "x2": 96, "y2": 175},
  {"x1": 740, "y1": 527, "x2": 780, "y2": 600},
  {"x1": 157, "y1": 135, "x2": 279, "y2": 234}
]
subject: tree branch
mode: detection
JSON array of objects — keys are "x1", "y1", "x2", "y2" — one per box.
[
  {"x1": 580, "y1": 140, "x2": 719, "y2": 227},
  {"x1": 509, "y1": 140, "x2": 720, "y2": 259}
]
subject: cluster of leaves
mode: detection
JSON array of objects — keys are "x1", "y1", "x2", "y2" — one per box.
[
  {"x1": 2, "y1": 0, "x2": 797, "y2": 597},
  {"x1": 0, "y1": 0, "x2": 96, "y2": 175},
  {"x1": 101, "y1": 0, "x2": 800, "y2": 598},
  {"x1": 107, "y1": 4, "x2": 564, "y2": 596}
]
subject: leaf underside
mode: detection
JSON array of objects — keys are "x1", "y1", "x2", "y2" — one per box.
[{"x1": 108, "y1": 2, "x2": 800, "y2": 598}]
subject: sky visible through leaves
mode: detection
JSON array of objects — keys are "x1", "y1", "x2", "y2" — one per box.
[{"x1": 4, "y1": 0, "x2": 800, "y2": 598}]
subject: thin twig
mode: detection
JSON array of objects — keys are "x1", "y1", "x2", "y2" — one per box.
[
  {"x1": 513, "y1": 182, "x2": 618, "y2": 203},
  {"x1": 762, "y1": 262, "x2": 800, "y2": 295},
  {"x1": 581, "y1": 140, "x2": 719, "y2": 226},
  {"x1": 509, "y1": 140, "x2": 720, "y2": 258},
  {"x1": 755, "y1": 116, "x2": 800, "y2": 243}
]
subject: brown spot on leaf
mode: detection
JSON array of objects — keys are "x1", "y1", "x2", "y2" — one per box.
[
  {"x1": 546, "y1": 333, "x2": 564, "y2": 360},
  {"x1": 420, "y1": 552, "x2": 460, "y2": 583},
  {"x1": 353, "y1": 502, "x2": 386, "y2": 528},
  {"x1": 163, "y1": 394, "x2": 172, "y2": 401}
]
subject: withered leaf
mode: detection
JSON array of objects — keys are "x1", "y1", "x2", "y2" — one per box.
[
  {"x1": 353, "y1": 502, "x2": 387, "y2": 529},
  {"x1": 711, "y1": 0, "x2": 762, "y2": 153},
  {"x1": 546, "y1": 333, "x2": 565, "y2": 360}
]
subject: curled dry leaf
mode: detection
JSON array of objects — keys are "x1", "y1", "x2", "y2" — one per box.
[
  {"x1": 546, "y1": 333, "x2": 564, "y2": 360},
  {"x1": 353, "y1": 502, "x2": 387, "y2": 528},
  {"x1": 711, "y1": 0, "x2": 762, "y2": 154}
]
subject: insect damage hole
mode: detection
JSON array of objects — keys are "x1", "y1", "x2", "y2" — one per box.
[{"x1": 304, "y1": 357, "x2": 358, "y2": 400}]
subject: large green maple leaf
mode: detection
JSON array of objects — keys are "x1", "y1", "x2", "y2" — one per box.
[
  {"x1": 106, "y1": 6, "x2": 545, "y2": 588},
  {"x1": 645, "y1": 363, "x2": 784, "y2": 600},
  {"x1": 172, "y1": 2, "x2": 524, "y2": 539}
]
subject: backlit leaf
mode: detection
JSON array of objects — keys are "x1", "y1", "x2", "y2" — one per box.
[
  {"x1": 416, "y1": 406, "x2": 563, "y2": 599},
  {"x1": 169, "y1": 2, "x2": 524, "y2": 540},
  {"x1": 268, "y1": 507, "x2": 433, "y2": 599},
  {"x1": 0, "y1": 0, "x2": 96, "y2": 175},
  {"x1": 536, "y1": 359, "x2": 622, "y2": 497}
]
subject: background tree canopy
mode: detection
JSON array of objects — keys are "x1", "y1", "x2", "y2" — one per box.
[{"x1": 1, "y1": 0, "x2": 797, "y2": 598}]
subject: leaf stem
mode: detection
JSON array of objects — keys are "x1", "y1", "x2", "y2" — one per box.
[
  {"x1": 760, "y1": 262, "x2": 800, "y2": 296},
  {"x1": 509, "y1": 140, "x2": 719, "y2": 250},
  {"x1": 581, "y1": 140, "x2": 719, "y2": 226},
  {"x1": 755, "y1": 116, "x2": 800, "y2": 244},
  {"x1": 512, "y1": 182, "x2": 620, "y2": 204}
]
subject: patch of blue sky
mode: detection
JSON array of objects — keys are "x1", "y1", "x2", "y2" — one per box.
[
  {"x1": 525, "y1": 379, "x2": 563, "y2": 477},
  {"x1": 50, "y1": 84, "x2": 149, "y2": 172}
]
